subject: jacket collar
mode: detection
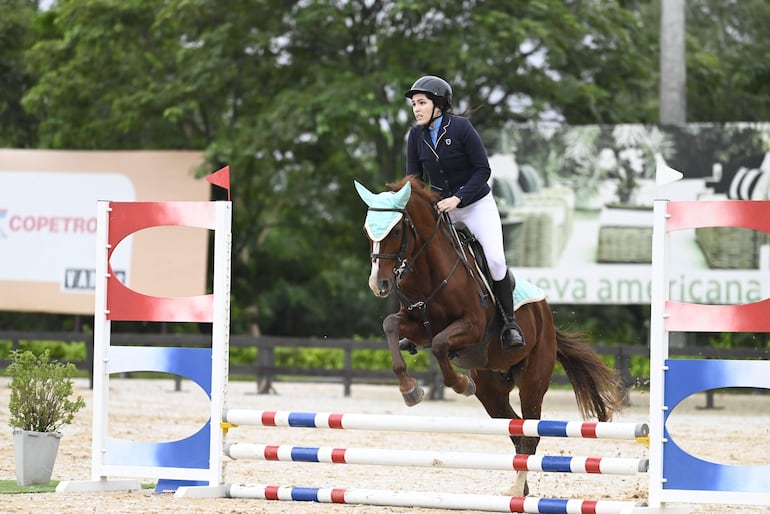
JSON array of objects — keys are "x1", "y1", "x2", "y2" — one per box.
[{"x1": 423, "y1": 116, "x2": 451, "y2": 154}]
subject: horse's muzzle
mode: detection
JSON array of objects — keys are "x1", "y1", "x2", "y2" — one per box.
[{"x1": 370, "y1": 277, "x2": 392, "y2": 297}]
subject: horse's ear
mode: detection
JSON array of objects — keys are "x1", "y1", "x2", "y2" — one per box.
[
  {"x1": 354, "y1": 180, "x2": 376, "y2": 207},
  {"x1": 393, "y1": 180, "x2": 411, "y2": 209}
]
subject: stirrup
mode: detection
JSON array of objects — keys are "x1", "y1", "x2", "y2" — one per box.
[
  {"x1": 501, "y1": 321, "x2": 525, "y2": 351},
  {"x1": 399, "y1": 338, "x2": 418, "y2": 355}
]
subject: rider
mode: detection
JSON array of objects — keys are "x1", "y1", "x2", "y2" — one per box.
[{"x1": 403, "y1": 75, "x2": 525, "y2": 351}]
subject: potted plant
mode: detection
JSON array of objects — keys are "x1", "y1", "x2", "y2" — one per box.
[{"x1": 7, "y1": 349, "x2": 86, "y2": 486}]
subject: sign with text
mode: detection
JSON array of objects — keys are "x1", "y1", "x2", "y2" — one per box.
[
  {"x1": 0, "y1": 150, "x2": 208, "y2": 314},
  {"x1": 494, "y1": 122, "x2": 770, "y2": 305}
]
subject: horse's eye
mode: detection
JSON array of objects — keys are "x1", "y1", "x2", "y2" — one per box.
[{"x1": 390, "y1": 227, "x2": 401, "y2": 238}]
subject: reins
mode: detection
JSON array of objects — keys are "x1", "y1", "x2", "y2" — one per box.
[{"x1": 367, "y1": 202, "x2": 487, "y2": 344}]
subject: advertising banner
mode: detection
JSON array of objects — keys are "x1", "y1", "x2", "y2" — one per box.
[
  {"x1": 494, "y1": 123, "x2": 770, "y2": 305},
  {"x1": 0, "y1": 150, "x2": 207, "y2": 314}
]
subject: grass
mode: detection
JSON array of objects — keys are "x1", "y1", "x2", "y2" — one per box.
[
  {"x1": 0, "y1": 480, "x2": 58, "y2": 493},
  {"x1": 0, "y1": 480, "x2": 155, "y2": 494}
]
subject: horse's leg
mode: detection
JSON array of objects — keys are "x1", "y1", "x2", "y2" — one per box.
[
  {"x1": 430, "y1": 328, "x2": 476, "y2": 397},
  {"x1": 383, "y1": 313, "x2": 424, "y2": 406},
  {"x1": 472, "y1": 368, "x2": 530, "y2": 497},
  {"x1": 508, "y1": 329, "x2": 557, "y2": 497}
]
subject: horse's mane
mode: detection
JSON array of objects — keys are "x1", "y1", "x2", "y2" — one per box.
[{"x1": 386, "y1": 176, "x2": 439, "y2": 204}]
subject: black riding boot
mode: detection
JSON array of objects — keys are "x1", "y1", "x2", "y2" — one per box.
[{"x1": 492, "y1": 273, "x2": 525, "y2": 351}]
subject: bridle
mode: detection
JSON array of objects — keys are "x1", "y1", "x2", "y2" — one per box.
[{"x1": 366, "y1": 205, "x2": 465, "y2": 343}]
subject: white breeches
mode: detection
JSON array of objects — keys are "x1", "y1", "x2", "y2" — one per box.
[{"x1": 447, "y1": 192, "x2": 508, "y2": 281}]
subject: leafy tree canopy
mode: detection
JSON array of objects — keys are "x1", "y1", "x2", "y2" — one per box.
[{"x1": 2, "y1": 0, "x2": 769, "y2": 339}]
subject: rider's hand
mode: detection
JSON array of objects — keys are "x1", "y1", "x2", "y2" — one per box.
[{"x1": 437, "y1": 196, "x2": 461, "y2": 213}]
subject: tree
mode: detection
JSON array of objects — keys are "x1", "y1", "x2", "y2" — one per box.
[
  {"x1": 10, "y1": 0, "x2": 770, "y2": 338},
  {"x1": 0, "y1": 0, "x2": 40, "y2": 147},
  {"x1": 684, "y1": 0, "x2": 770, "y2": 122},
  {"x1": 17, "y1": 0, "x2": 658, "y2": 336}
]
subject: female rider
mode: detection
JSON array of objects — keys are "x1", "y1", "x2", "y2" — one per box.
[{"x1": 403, "y1": 75, "x2": 525, "y2": 351}]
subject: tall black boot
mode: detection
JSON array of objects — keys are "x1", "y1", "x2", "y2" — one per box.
[{"x1": 492, "y1": 273, "x2": 525, "y2": 351}]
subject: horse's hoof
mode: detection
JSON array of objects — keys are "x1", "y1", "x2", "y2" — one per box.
[
  {"x1": 402, "y1": 384, "x2": 425, "y2": 406},
  {"x1": 463, "y1": 377, "x2": 476, "y2": 397}
]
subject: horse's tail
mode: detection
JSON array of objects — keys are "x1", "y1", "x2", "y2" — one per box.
[{"x1": 555, "y1": 329, "x2": 624, "y2": 422}]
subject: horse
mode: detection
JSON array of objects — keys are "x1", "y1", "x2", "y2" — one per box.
[{"x1": 354, "y1": 175, "x2": 624, "y2": 497}]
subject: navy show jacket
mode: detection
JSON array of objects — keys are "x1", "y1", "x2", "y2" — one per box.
[{"x1": 405, "y1": 114, "x2": 492, "y2": 207}]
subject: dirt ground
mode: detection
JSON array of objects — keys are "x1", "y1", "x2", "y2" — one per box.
[{"x1": 1, "y1": 377, "x2": 769, "y2": 514}]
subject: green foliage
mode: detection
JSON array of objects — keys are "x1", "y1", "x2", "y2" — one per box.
[
  {"x1": 260, "y1": 347, "x2": 431, "y2": 371},
  {"x1": 274, "y1": 348, "x2": 344, "y2": 369},
  {"x1": 706, "y1": 332, "x2": 769, "y2": 350},
  {"x1": 552, "y1": 304, "x2": 651, "y2": 345},
  {"x1": 352, "y1": 349, "x2": 430, "y2": 371},
  {"x1": 0, "y1": 0, "x2": 39, "y2": 147},
  {"x1": 20, "y1": 342, "x2": 87, "y2": 361},
  {"x1": 709, "y1": 332, "x2": 733, "y2": 349},
  {"x1": 0, "y1": 342, "x2": 87, "y2": 362},
  {"x1": 0, "y1": 479, "x2": 58, "y2": 493},
  {"x1": 3, "y1": 0, "x2": 770, "y2": 339},
  {"x1": 7, "y1": 350, "x2": 86, "y2": 433},
  {"x1": 683, "y1": 0, "x2": 770, "y2": 122},
  {"x1": 230, "y1": 346, "x2": 256, "y2": 365},
  {"x1": 630, "y1": 355, "x2": 651, "y2": 381}
]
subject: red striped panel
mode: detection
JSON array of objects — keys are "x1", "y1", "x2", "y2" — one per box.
[
  {"x1": 331, "y1": 488, "x2": 347, "y2": 503},
  {"x1": 105, "y1": 201, "x2": 218, "y2": 322},
  {"x1": 580, "y1": 422, "x2": 598, "y2": 438},
  {"x1": 509, "y1": 497, "x2": 526, "y2": 512},
  {"x1": 667, "y1": 299, "x2": 770, "y2": 333},
  {"x1": 108, "y1": 202, "x2": 217, "y2": 246},
  {"x1": 263, "y1": 445, "x2": 280, "y2": 460},
  {"x1": 581, "y1": 499, "x2": 598, "y2": 513},
  {"x1": 666, "y1": 200, "x2": 770, "y2": 233},
  {"x1": 328, "y1": 413, "x2": 344, "y2": 429},
  {"x1": 512, "y1": 454, "x2": 529, "y2": 471},
  {"x1": 106, "y1": 274, "x2": 213, "y2": 322},
  {"x1": 261, "y1": 411, "x2": 277, "y2": 426},
  {"x1": 331, "y1": 448, "x2": 346, "y2": 463},
  {"x1": 508, "y1": 419, "x2": 525, "y2": 436},
  {"x1": 585, "y1": 457, "x2": 602, "y2": 473},
  {"x1": 264, "y1": 485, "x2": 280, "y2": 500}
]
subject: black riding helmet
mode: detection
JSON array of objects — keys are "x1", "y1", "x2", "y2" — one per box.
[{"x1": 405, "y1": 75, "x2": 452, "y2": 110}]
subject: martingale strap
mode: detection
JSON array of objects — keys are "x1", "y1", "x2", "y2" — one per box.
[{"x1": 393, "y1": 212, "x2": 489, "y2": 344}]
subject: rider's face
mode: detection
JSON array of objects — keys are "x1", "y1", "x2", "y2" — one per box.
[{"x1": 411, "y1": 93, "x2": 440, "y2": 126}]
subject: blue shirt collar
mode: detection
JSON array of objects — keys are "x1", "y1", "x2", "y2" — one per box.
[{"x1": 429, "y1": 115, "x2": 443, "y2": 145}]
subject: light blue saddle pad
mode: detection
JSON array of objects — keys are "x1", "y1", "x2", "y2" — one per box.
[{"x1": 513, "y1": 277, "x2": 545, "y2": 310}]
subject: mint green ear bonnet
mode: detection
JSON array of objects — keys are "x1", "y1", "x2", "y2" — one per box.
[{"x1": 354, "y1": 180, "x2": 412, "y2": 242}]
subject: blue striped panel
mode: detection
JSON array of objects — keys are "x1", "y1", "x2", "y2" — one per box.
[
  {"x1": 290, "y1": 486, "x2": 322, "y2": 502},
  {"x1": 536, "y1": 420, "x2": 568, "y2": 437},
  {"x1": 536, "y1": 497, "x2": 570, "y2": 514},
  {"x1": 539, "y1": 456, "x2": 573, "y2": 473},
  {"x1": 287, "y1": 412, "x2": 318, "y2": 427},
  {"x1": 290, "y1": 446, "x2": 321, "y2": 462}
]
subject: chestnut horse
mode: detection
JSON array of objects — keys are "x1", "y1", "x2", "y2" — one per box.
[{"x1": 355, "y1": 176, "x2": 624, "y2": 496}]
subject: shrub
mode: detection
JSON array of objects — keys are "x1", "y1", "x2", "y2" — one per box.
[{"x1": 7, "y1": 350, "x2": 86, "y2": 433}]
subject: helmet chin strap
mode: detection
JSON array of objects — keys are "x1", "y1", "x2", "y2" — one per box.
[{"x1": 425, "y1": 103, "x2": 443, "y2": 132}]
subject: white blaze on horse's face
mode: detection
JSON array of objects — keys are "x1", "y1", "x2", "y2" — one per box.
[
  {"x1": 354, "y1": 180, "x2": 412, "y2": 298},
  {"x1": 368, "y1": 241, "x2": 384, "y2": 296}
]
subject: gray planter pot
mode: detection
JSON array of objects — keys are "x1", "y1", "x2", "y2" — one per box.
[{"x1": 13, "y1": 429, "x2": 62, "y2": 486}]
